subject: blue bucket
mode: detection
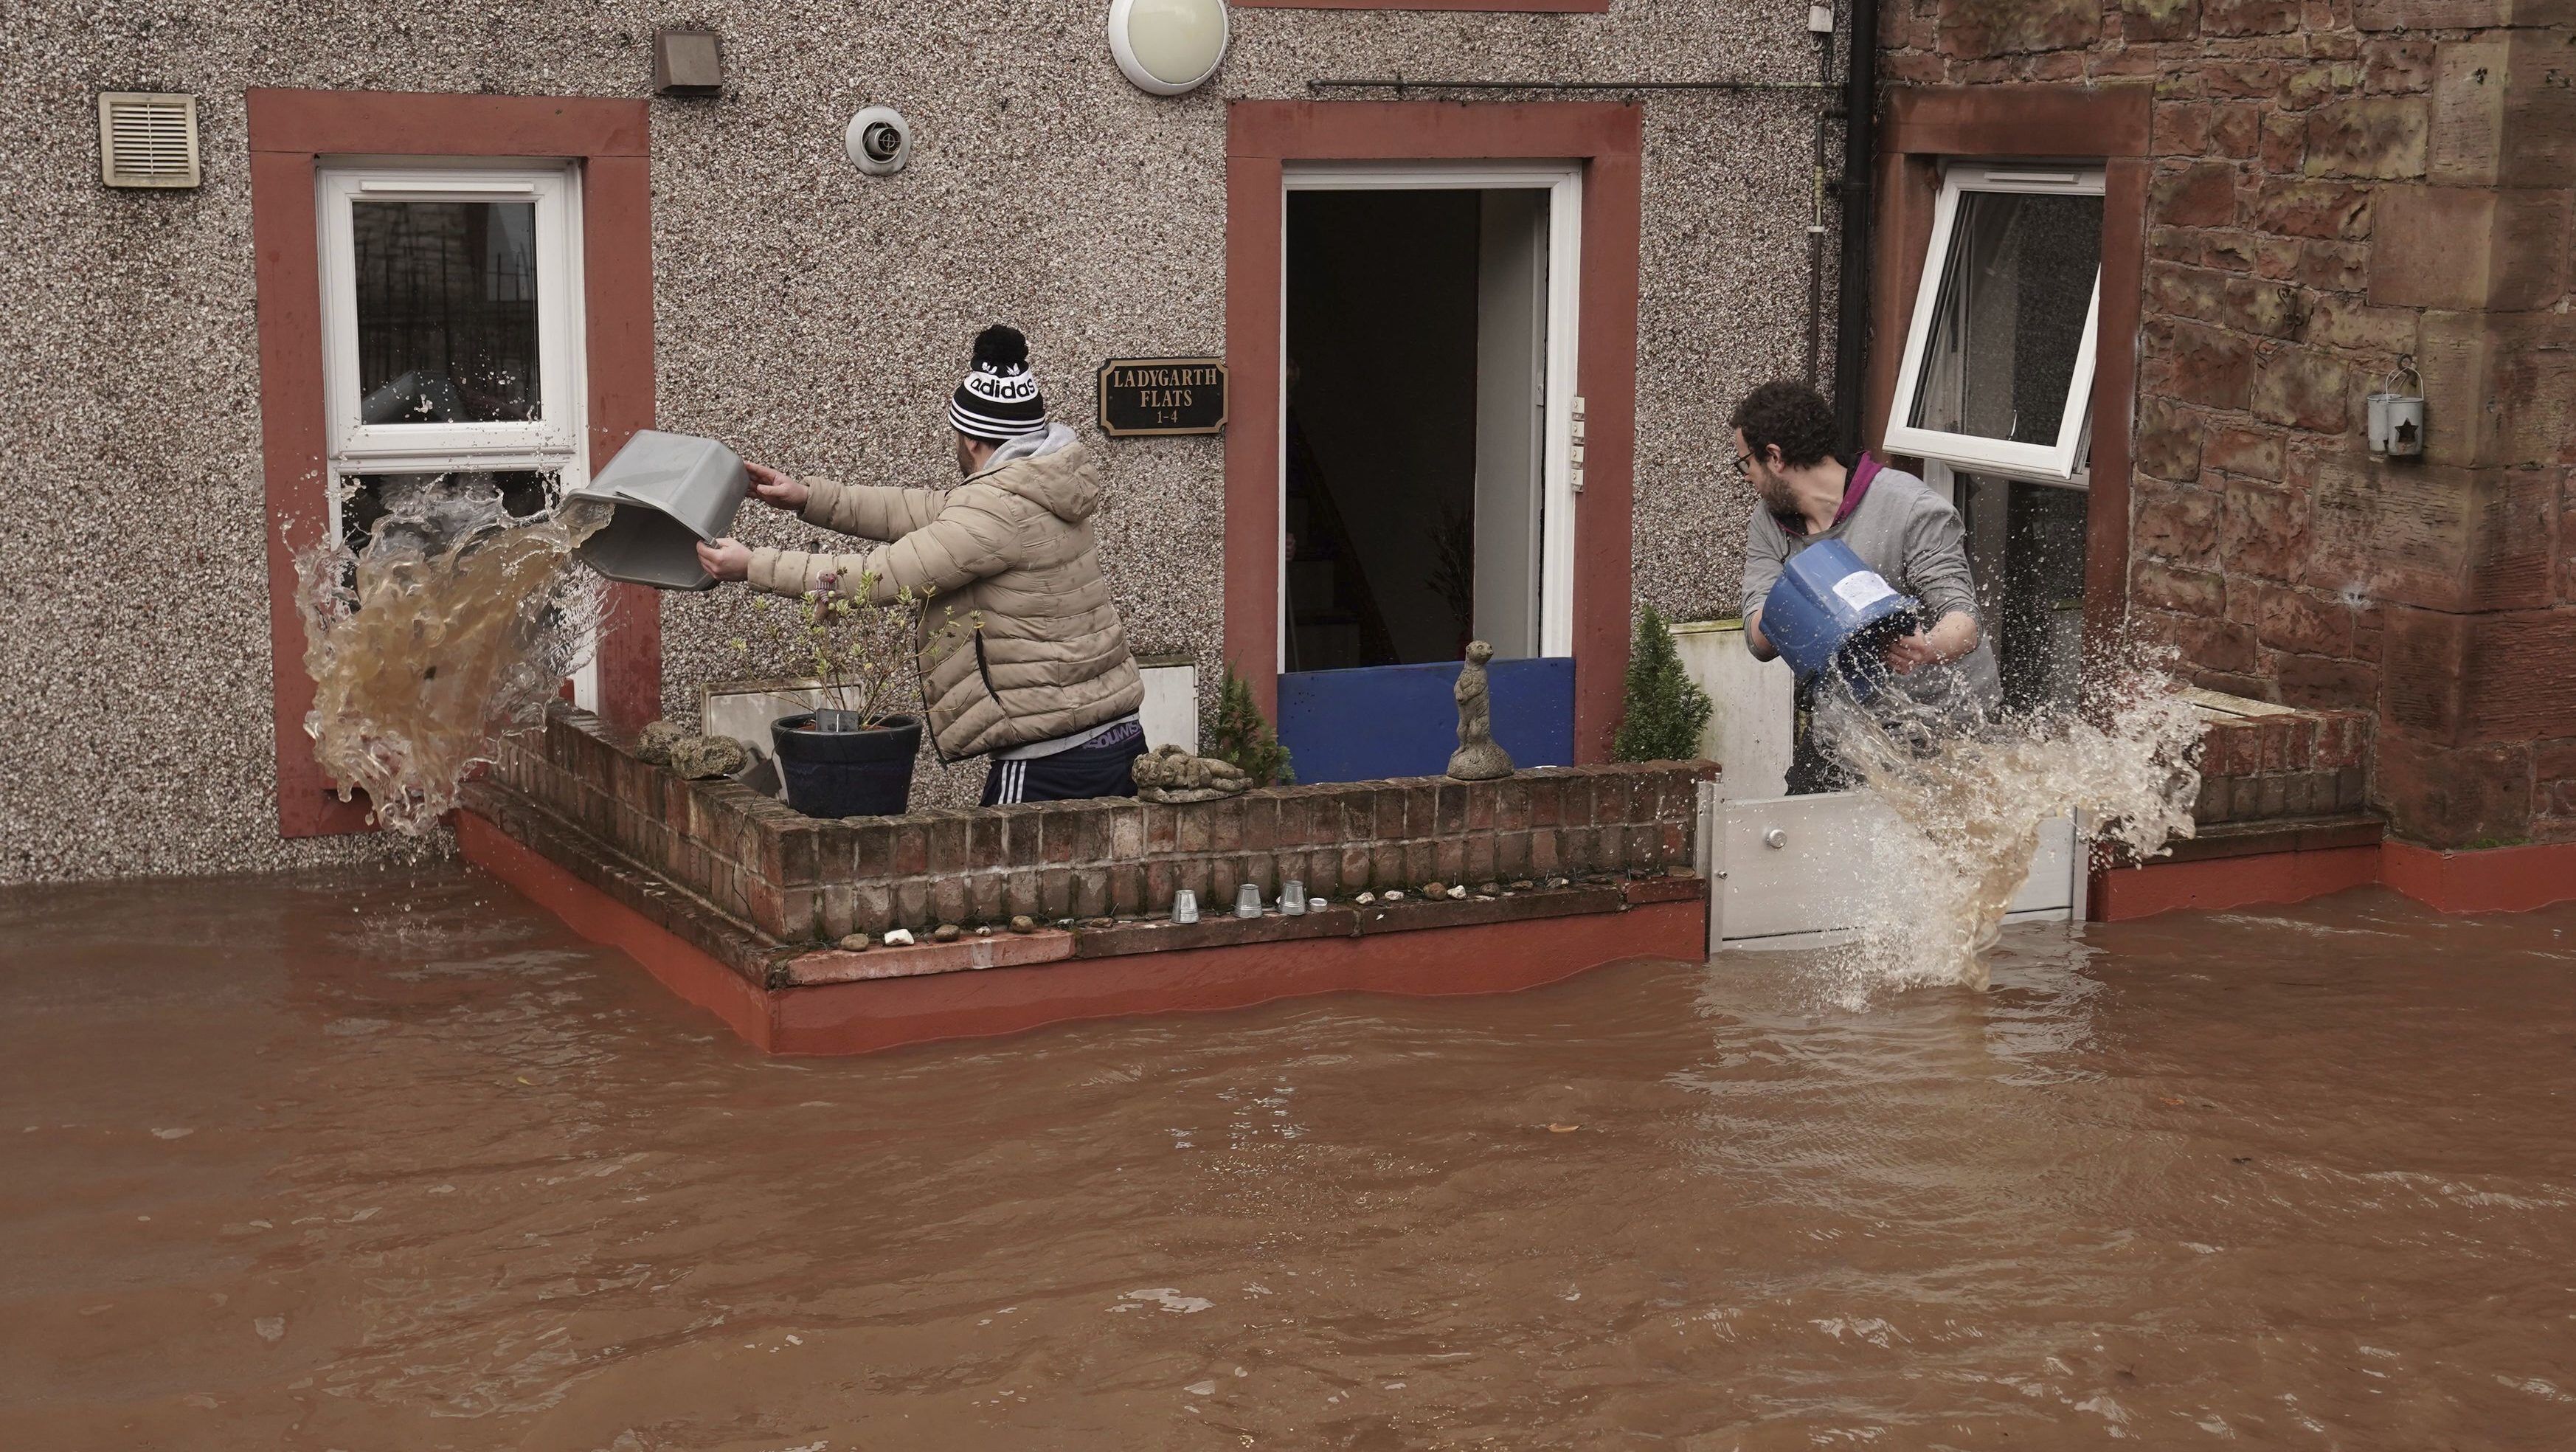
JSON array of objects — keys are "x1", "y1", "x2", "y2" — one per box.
[{"x1": 1760, "y1": 539, "x2": 1925, "y2": 698}]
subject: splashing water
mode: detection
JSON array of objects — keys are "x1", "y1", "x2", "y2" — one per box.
[
  {"x1": 1807, "y1": 651, "x2": 2203, "y2": 1000},
  {"x1": 296, "y1": 478, "x2": 609, "y2": 834}
]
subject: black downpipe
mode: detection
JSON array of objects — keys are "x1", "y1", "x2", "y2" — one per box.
[
  {"x1": 1829, "y1": 0, "x2": 1880, "y2": 463},
  {"x1": 1802, "y1": 20, "x2": 1835, "y2": 385}
]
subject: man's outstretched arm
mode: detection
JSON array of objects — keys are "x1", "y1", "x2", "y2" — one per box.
[{"x1": 1886, "y1": 495, "x2": 1984, "y2": 674}]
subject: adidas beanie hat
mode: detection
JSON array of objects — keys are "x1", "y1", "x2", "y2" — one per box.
[{"x1": 949, "y1": 325, "x2": 1048, "y2": 442}]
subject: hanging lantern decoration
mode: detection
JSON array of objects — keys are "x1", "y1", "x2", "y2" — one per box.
[
  {"x1": 2366, "y1": 355, "x2": 2426, "y2": 461},
  {"x1": 1108, "y1": 0, "x2": 1230, "y2": 97}
]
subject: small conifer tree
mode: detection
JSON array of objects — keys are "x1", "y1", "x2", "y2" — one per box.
[
  {"x1": 1613, "y1": 604, "x2": 1714, "y2": 762},
  {"x1": 1206, "y1": 663, "x2": 1295, "y2": 786}
]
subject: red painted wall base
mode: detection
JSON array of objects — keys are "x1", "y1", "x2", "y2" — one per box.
[
  {"x1": 2091, "y1": 846, "x2": 2381, "y2": 921},
  {"x1": 459, "y1": 811, "x2": 1706, "y2": 1056},
  {"x1": 2093, "y1": 837, "x2": 2576, "y2": 922},
  {"x1": 458, "y1": 809, "x2": 775, "y2": 1045},
  {"x1": 2380, "y1": 839, "x2": 2576, "y2": 916}
]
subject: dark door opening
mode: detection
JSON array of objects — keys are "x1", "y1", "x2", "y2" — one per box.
[{"x1": 1283, "y1": 187, "x2": 1549, "y2": 672}]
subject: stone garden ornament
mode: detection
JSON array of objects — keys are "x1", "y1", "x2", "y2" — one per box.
[
  {"x1": 667, "y1": 733, "x2": 752, "y2": 781},
  {"x1": 1131, "y1": 743, "x2": 1251, "y2": 803},
  {"x1": 1447, "y1": 641, "x2": 1515, "y2": 781},
  {"x1": 636, "y1": 719, "x2": 754, "y2": 780}
]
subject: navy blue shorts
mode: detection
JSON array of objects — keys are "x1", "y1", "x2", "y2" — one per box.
[{"x1": 981, "y1": 720, "x2": 1148, "y2": 806}]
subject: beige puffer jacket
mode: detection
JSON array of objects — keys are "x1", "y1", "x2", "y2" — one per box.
[{"x1": 744, "y1": 429, "x2": 1145, "y2": 761}]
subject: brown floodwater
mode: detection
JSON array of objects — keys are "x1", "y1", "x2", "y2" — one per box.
[{"x1": 4, "y1": 865, "x2": 2572, "y2": 1450}]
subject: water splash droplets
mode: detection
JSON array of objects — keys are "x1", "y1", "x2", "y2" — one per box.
[
  {"x1": 296, "y1": 478, "x2": 608, "y2": 834},
  {"x1": 1810, "y1": 647, "x2": 2203, "y2": 1002}
]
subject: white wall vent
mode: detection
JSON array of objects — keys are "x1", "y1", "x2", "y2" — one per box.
[{"x1": 99, "y1": 92, "x2": 201, "y2": 188}]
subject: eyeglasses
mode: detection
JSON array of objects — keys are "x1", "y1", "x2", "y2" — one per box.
[{"x1": 1731, "y1": 450, "x2": 1756, "y2": 478}]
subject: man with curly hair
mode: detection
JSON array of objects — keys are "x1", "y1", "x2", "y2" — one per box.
[{"x1": 1731, "y1": 380, "x2": 1998, "y2": 794}]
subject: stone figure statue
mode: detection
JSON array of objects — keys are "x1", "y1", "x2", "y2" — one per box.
[
  {"x1": 1132, "y1": 744, "x2": 1253, "y2": 803},
  {"x1": 1447, "y1": 641, "x2": 1515, "y2": 781}
]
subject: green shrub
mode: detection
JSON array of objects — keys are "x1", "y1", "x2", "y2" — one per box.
[
  {"x1": 1206, "y1": 663, "x2": 1295, "y2": 786},
  {"x1": 1613, "y1": 605, "x2": 1714, "y2": 762}
]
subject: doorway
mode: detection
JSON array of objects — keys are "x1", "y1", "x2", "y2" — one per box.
[
  {"x1": 1954, "y1": 471, "x2": 2089, "y2": 713},
  {"x1": 1274, "y1": 163, "x2": 1580, "y2": 781}
]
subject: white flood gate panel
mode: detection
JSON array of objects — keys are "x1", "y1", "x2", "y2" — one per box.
[
  {"x1": 1693, "y1": 781, "x2": 2083, "y2": 950},
  {"x1": 1667, "y1": 619, "x2": 1794, "y2": 801}
]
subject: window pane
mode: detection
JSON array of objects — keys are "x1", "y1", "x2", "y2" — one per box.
[
  {"x1": 340, "y1": 470, "x2": 558, "y2": 556},
  {"x1": 352, "y1": 201, "x2": 542, "y2": 425},
  {"x1": 1908, "y1": 191, "x2": 2102, "y2": 447}
]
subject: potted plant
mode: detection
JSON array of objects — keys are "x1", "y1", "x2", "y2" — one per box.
[{"x1": 733, "y1": 570, "x2": 938, "y2": 817}]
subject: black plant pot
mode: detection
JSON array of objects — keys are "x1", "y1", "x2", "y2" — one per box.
[{"x1": 771, "y1": 712, "x2": 922, "y2": 818}]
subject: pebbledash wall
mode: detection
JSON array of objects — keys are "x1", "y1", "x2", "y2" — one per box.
[
  {"x1": 1875, "y1": 0, "x2": 2576, "y2": 848},
  {"x1": 1, "y1": 1, "x2": 1832, "y2": 885}
]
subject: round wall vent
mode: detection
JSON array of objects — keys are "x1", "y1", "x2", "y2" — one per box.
[{"x1": 845, "y1": 106, "x2": 912, "y2": 176}]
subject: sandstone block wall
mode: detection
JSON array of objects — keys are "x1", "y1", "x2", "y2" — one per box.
[{"x1": 1883, "y1": 0, "x2": 2576, "y2": 847}]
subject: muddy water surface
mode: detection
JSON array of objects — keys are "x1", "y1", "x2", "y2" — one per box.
[{"x1": 4, "y1": 867, "x2": 2572, "y2": 1450}]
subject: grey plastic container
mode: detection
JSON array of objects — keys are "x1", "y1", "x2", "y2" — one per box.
[{"x1": 565, "y1": 429, "x2": 748, "y2": 591}]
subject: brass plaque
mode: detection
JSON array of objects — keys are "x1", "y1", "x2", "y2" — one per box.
[{"x1": 1097, "y1": 357, "x2": 1228, "y2": 437}]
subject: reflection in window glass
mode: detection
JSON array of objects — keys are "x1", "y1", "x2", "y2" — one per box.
[
  {"x1": 353, "y1": 201, "x2": 542, "y2": 425},
  {"x1": 1908, "y1": 192, "x2": 2103, "y2": 448}
]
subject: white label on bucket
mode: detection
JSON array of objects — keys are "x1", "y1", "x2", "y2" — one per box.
[{"x1": 1833, "y1": 570, "x2": 1897, "y2": 611}]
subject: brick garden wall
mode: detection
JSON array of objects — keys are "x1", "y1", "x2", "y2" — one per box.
[
  {"x1": 487, "y1": 708, "x2": 1710, "y2": 947},
  {"x1": 1879, "y1": 0, "x2": 2576, "y2": 847},
  {"x1": 2192, "y1": 701, "x2": 2375, "y2": 823}
]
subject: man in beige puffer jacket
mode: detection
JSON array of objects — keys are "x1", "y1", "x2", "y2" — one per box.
[{"x1": 695, "y1": 326, "x2": 1147, "y2": 805}]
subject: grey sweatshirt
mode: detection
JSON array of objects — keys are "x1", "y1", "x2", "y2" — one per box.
[{"x1": 1740, "y1": 463, "x2": 2002, "y2": 705}]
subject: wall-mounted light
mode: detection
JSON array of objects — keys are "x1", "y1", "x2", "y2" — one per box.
[
  {"x1": 653, "y1": 29, "x2": 723, "y2": 96},
  {"x1": 1108, "y1": 0, "x2": 1229, "y2": 97},
  {"x1": 845, "y1": 106, "x2": 912, "y2": 176},
  {"x1": 2367, "y1": 355, "x2": 2425, "y2": 461}
]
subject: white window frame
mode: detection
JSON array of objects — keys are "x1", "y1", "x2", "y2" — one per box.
[
  {"x1": 1884, "y1": 162, "x2": 2105, "y2": 487},
  {"x1": 316, "y1": 159, "x2": 595, "y2": 707},
  {"x1": 1278, "y1": 161, "x2": 1584, "y2": 666}
]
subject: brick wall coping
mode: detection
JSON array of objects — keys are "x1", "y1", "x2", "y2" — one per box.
[
  {"x1": 2185, "y1": 688, "x2": 2374, "y2": 826},
  {"x1": 462, "y1": 775, "x2": 1704, "y2": 995}
]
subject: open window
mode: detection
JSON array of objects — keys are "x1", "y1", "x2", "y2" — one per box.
[
  {"x1": 1885, "y1": 163, "x2": 2104, "y2": 486},
  {"x1": 314, "y1": 162, "x2": 595, "y2": 706}
]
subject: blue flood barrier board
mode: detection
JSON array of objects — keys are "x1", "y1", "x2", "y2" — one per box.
[{"x1": 1277, "y1": 657, "x2": 1575, "y2": 784}]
